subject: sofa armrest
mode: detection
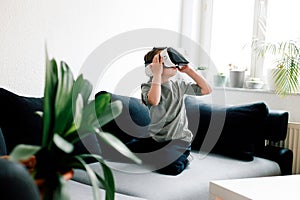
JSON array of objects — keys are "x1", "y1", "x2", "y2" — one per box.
[
  {"x1": 0, "y1": 128, "x2": 7, "y2": 155},
  {"x1": 264, "y1": 110, "x2": 289, "y2": 142},
  {"x1": 0, "y1": 158, "x2": 40, "y2": 199},
  {"x1": 261, "y1": 145, "x2": 293, "y2": 175}
]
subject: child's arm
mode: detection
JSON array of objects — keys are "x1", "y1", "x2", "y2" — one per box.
[
  {"x1": 147, "y1": 54, "x2": 163, "y2": 106},
  {"x1": 179, "y1": 65, "x2": 212, "y2": 95}
]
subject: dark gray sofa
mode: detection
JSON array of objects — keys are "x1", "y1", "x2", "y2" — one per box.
[{"x1": 0, "y1": 88, "x2": 293, "y2": 200}]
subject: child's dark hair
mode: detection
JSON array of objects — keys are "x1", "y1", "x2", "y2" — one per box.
[{"x1": 144, "y1": 47, "x2": 166, "y2": 65}]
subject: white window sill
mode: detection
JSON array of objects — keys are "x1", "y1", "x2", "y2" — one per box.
[{"x1": 213, "y1": 86, "x2": 300, "y2": 96}]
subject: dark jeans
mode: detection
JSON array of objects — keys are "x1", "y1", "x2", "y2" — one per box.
[{"x1": 126, "y1": 138, "x2": 191, "y2": 175}]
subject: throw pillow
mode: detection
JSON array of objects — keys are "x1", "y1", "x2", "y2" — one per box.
[
  {"x1": 0, "y1": 88, "x2": 43, "y2": 153},
  {"x1": 95, "y1": 91, "x2": 151, "y2": 161},
  {"x1": 185, "y1": 96, "x2": 269, "y2": 161}
]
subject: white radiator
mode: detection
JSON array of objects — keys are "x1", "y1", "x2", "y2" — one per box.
[{"x1": 275, "y1": 122, "x2": 300, "y2": 174}]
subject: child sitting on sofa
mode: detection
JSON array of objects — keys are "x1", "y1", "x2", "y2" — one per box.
[{"x1": 126, "y1": 47, "x2": 212, "y2": 175}]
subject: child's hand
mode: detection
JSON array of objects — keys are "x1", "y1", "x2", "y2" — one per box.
[
  {"x1": 178, "y1": 65, "x2": 191, "y2": 73},
  {"x1": 150, "y1": 54, "x2": 163, "y2": 77}
]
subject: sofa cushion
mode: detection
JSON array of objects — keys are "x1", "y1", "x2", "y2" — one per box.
[
  {"x1": 72, "y1": 152, "x2": 281, "y2": 200},
  {"x1": 0, "y1": 88, "x2": 44, "y2": 153},
  {"x1": 67, "y1": 180, "x2": 147, "y2": 200},
  {"x1": 0, "y1": 88, "x2": 101, "y2": 156},
  {"x1": 96, "y1": 92, "x2": 269, "y2": 161},
  {"x1": 185, "y1": 96, "x2": 269, "y2": 161}
]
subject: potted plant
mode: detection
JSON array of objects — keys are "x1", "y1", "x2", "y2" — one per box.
[
  {"x1": 195, "y1": 66, "x2": 208, "y2": 78},
  {"x1": 245, "y1": 77, "x2": 264, "y2": 89},
  {"x1": 228, "y1": 64, "x2": 247, "y2": 88},
  {"x1": 252, "y1": 39, "x2": 300, "y2": 96},
  {"x1": 8, "y1": 50, "x2": 141, "y2": 200},
  {"x1": 213, "y1": 72, "x2": 227, "y2": 87}
]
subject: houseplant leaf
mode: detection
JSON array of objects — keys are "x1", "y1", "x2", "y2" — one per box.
[
  {"x1": 79, "y1": 154, "x2": 115, "y2": 200},
  {"x1": 62, "y1": 93, "x2": 84, "y2": 140},
  {"x1": 54, "y1": 61, "x2": 75, "y2": 135},
  {"x1": 79, "y1": 92, "x2": 111, "y2": 128},
  {"x1": 273, "y1": 55, "x2": 300, "y2": 96},
  {"x1": 97, "y1": 163, "x2": 115, "y2": 200},
  {"x1": 95, "y1": 130, "x2": 141, "y2": 164},
  {"x1": 67, "y1": 100, "x2": 123, "y2": 144},
  {"x1": 73, "y1": 94, "x2": 84, "y2": 131},
  {"x1": 252, "y1": 39, "x2": 300, "y2": 96},
  {"x1": 43, "y1": 51, "x2": 58, "y2": 148},
  {"x1": 75, "y1": 156, "x2": 102, "y2": 200},
  {"x1": 95, "y1": 100, "x2": 123, "y2": 128},
  {"x1": 72, "y1": 74, "x2": 93, "y2": 106},
  {"x1": 94, "y1": 93, "x2": 111, "y2": 116},
  {"x1": 29, "y1": 48, "x2": 142, "y2": 200},
  {"x1": 57, "y1": 178, "x2": 70, "y2": 200},
  {"x1": 9, "y1": 144, "x2": 41, "y2": 162},
  {"x1": 53, "y1": 173, "x2": 70, "y2": 200},
  {"x1": 53, "y1": 134, "x2": 74, "y2": 154}
]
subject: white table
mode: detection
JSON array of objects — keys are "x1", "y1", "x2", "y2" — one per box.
[{"x1": 209, "y1": 175, "x2": 300, "y2": 200}]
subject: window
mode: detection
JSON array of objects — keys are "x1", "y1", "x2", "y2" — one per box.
[
  {"x1": 262, "y1": 0, "x2": 300, "y2": 77},
  {"x1": 210, "y1": 0, "x2": 255, "y2": 75},
  {"x1": 209, "y1": 0, "x2": 300, "y2": 86},
  {"x1": 265, "y1": 0, "x2": 300, "y2": 41}
]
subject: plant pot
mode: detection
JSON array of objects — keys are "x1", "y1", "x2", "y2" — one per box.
[
  {"x1": 229, "y1": 70, "x2": 245, "y2": 88},
  {"x1": 197, "y1": 70, "x2": 208, "y2": 78},
  {"x1": 245, "y1": 80, "x2": 264, "y2": 89},
  {"x1": 213, "y1": 74, "x2": 227, "y2": 87},
  {"x1": 35, "y1": 169, "x2": 74, "y2": 199}
]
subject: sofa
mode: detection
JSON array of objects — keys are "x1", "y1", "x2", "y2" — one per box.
[{"x1": 0, "y1": 88, "x2": 293, "y2": 200}]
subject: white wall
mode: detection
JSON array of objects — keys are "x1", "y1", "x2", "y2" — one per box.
[
  {"x1": 0, "y1": 0, "x2": 182, "y2": 96},
  {"x1": 1, "y1": 0, "x2": 299, "y2": 122}
]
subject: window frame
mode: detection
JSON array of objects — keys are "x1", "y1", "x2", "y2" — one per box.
[
  {"x1": 184, "y1": 0, "x2": 269, "y2": 83},
  {"x1": 250, "y1": 0, "x2": 268, "y2": 79}
]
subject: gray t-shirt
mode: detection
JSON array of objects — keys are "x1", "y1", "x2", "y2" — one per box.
[{"x1": 141, "y1": 80, "x2": 203, "y2": 143}]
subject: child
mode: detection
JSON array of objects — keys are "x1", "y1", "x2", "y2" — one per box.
[{"x1": 127, "y1": 47, "x2": 212, "y2": 175}]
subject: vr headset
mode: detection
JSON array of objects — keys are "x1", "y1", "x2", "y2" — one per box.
[
  {"x1": 160, "y1": 47, "x2": 189, "y2": 68},
  {"x1": 145, "y1": 47, "x2": 189, "y2": 77}
]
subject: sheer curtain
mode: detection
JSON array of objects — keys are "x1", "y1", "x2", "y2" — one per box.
[
  {"x1": 263, "y1": 0, "x2": 300, "y2": 76},
  {"x1": 210, "y1": 0, "x2": 255, "y2": 75}
]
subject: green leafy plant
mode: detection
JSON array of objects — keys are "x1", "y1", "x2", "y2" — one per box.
[
  {"x1": 252, "y1": 39, "x2": 300, "y2": 96},
  {"x1": 213, "y1": 72, "x2": 227, "y2": 87},
  {"x1": 195, "y1": 66, "x2": 208, "y2": 71},
  {"x1": 8, "y1": 50, "x2": 141, "y2": 200}
]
